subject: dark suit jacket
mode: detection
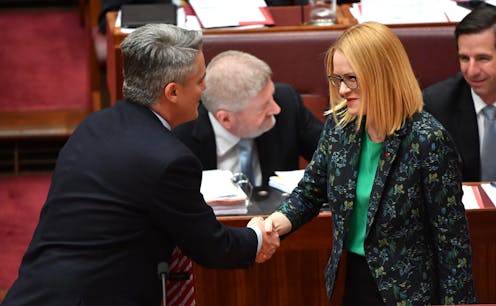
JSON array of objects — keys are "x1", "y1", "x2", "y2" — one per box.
[
  {"x1": 3, "y1": 99, "x2": 257, "y2": 306},
  {"x1": 173, "y1": 83, "x2": 323, "y2": 187},
  {"x1": 423, "y1": 72, "x2": 481, "y2": 182},
  {"x1": 278, "y1": 112, "x2": 475, "y2": 304}
]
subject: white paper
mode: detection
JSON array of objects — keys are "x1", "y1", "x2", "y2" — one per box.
[
  {"x1": 481, "y1": 183, "x2": 496, "y2": 208},
  {"x1": 200, "y1": 169, "x2": 248, "y2": 215},
  {"x1": 441, "y1": 0, "x2": 470, "y2": 22},
  {"x1": 201, "y1": 169, "x2": 247, "y2": 201},
  {"x1": 189, "y1": 0, "x2": 270, "y2": 28},
  {"x1": 269, "y1": 169, "x2": 304, "y2": 194},
  {"x1": 462, "y1": 185, "x2": 480, "y2": 210},
  {"x1": 353, "y1": 0, "x2": 460, "y2": 24}
]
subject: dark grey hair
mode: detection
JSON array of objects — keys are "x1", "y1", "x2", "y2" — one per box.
[
  {"x1": 455, "y1": 6, "x2": 496, "y2": 45},
  {"x1": 120, "y1": 24, "x2": 202, "y2": 106},
  {"x1": 202, "y1": 50, "x2": 272, "y2": 113}
]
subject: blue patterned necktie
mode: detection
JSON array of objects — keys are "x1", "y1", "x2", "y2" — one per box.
[
  {"x1": 238, "y1": 139, "x2": 254, "y2": 184},
  {"x1": 481, "y1": 105, "x2": 496, "y2": 181}
]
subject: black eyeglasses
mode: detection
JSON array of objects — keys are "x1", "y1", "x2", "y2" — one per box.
[{"x1": 327, "y1": 74, "x2": 359, "y2": 89}]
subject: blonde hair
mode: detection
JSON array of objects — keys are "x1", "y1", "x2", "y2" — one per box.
[{"x1": 325, "y1": 22, "x2": 423, "y2": 136}]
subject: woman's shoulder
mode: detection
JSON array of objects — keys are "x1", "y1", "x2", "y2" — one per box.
[
  {"x1": 411, "y1": 111, "x2": 448, "y2": 134},
  {"x1": 409, "y1": 111, "x2": 453, "y2": 146}
]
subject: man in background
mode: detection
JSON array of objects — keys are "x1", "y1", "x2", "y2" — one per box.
[
  {"x1": 2, "y1": 24, "x2": 278, "y2": 306},
  {"x1": 423, "y1": 6, "x2": 496, "y2": 182},
  {"x1": 173, "y1": 50, "x2": 323, "y2": 190}
]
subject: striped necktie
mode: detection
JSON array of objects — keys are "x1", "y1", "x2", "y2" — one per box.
[
  {"x1": 166, "y1": 247, "x2": 195, "y2": 306},
  {"x1": 481, "y1": 105, "x2": 496, "y2": 181}
]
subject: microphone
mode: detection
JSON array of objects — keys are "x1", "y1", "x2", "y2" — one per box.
[{"x1": 157, "y1": 262, "x2": 169, "y2": 306}]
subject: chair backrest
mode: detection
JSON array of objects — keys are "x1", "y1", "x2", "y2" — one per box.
[{"x1": 203, "y1": 25, "x2": 459, "y2": 120}]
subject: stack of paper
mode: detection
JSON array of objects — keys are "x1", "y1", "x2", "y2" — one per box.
[
  {"x1": 269, "y1": 170, "x2": 305, "y2": 194},
  {"x1": 188, "y1": 0, "x2": 274, "y2": 29},
  {"x1": 200, "y1": 169, "x2": 248, "y2": 215}
]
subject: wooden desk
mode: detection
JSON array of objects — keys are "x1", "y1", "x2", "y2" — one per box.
[
  {"x1": 191, "y1": 186, "x2": 496, "y2": 306},
  {"x1": 105, "y1": 5, "x2": 358, "y2": 105}
]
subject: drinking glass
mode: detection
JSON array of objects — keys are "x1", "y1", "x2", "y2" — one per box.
[
  {"x1": 308, "y1": 0, "x2": 337, "y2": 26},
  {"x1": 231, "y1": 172, "x2": 254, "y2": 205}
]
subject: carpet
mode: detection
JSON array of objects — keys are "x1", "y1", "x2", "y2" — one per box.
[
  {"x1": 0, "y1": 8, "x2": 91, "y2": 111},
  {"x1": 0, "y1": 174, "x2": 51, "y2": 300}
]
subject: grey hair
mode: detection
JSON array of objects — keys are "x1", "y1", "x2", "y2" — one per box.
[
  {"x1": 120, "y1": 24, "x2": 202, "y2": 106},
  {"x1": 202, "y1": 50, "x2": 272, "y2": 113}
]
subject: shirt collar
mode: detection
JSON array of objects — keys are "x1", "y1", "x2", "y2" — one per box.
[
  {"x1": 471, "y1": 88, "x2": 496, "y2": 114},
  {"x1": 208, "y1": 112, "x2": 240, "y2": 156},
  {"x1": 151, "y1": 110, "x2": 172, "y2": 131}
]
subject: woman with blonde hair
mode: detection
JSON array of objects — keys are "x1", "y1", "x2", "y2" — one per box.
[{"x1": 263, "y1": 22, "x2": 476, "y2": 305}]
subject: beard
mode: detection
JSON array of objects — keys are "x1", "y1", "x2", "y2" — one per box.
[{"x1": 240, "y1": 116, "x2": 277, "y2": 139}]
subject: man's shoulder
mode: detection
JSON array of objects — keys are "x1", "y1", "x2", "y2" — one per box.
[
  {"x1": 273, "y1": 82, "x2": 304, "y2": 109},
  {"x1": 173, "y1": 104, "x2": 209, "y2": 131},
  {"x1": 172, "y1": 104, "x2": 213, "y2": 148},
  {"x1": 423, "y1": 73, "x2": 468, "y2": 96},
  {"x1": 423, "y1": 73, "x2": 473, "y2": 112}
]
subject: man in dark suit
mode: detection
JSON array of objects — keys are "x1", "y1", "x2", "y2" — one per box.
[
  {"x1": 423, "y1": 6, "x2": 496, "y2": 182},
  {"x1": 2, "y1": 24, "x2": 279, "y2": 306},
  {"x1": 173, "y1": 50, "x2": 323, "y2": 189}
]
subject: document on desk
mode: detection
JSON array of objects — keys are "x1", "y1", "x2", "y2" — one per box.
[
  {"x1": 462, "y1": 184, "x2": 496, "y2": 209},
  {"x1": 351, "y1": 0, "x2": 470, "y2": 24},
  {"x1": 269, "y1": 170, "x2": 305, "y2": 194},
  {"x1": 200, "y1": 169, "x2": 248, "y2": 215},
  {"x1": 189, "y1": 0, "x2": 274, "y2": 29}
]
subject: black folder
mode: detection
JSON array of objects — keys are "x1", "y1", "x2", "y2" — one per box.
[{"x1": 121, "y1": 3, "x2": 177, "y2": 28}]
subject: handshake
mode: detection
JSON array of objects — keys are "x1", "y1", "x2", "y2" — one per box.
[{"x1": 247, "y1": 212, "x2": 291, "y2": 263}]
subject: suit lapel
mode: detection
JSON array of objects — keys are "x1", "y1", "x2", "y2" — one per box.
[
  {"x1": 365, "y1": 123, "x2": 407, "y2": 237},
  {"x1": 328, "y1": 122, "x2": 362, "y2": 218},
  {"x1": 191, "y1": 106, "x2": 218, "y2": 169},
  {"x1": 255, "y1": 135, "x2": 275, "y2": 186},
  {"x1": 453, "y1": 82, "x2": 481, "y2": 178}
]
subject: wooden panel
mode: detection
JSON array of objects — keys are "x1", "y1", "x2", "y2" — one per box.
[
  {"x1": 467, "y1": 209, "x2": 496, "y2": 303},
  {"x1": 192, "y1": 206, "x2": 496, "y2": 305},
  {"x1": 192, "y1": 213, "x2": 336, "y2": 306},
  {"x1": 0, "y1": 109, "x2": 89, "y2": 139}
]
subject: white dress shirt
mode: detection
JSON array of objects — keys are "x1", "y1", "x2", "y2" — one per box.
[{"x1": 208, "y1": 112, "x2": 262, "y2": 186}]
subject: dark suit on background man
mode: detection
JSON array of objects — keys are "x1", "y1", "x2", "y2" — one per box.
[
  {"x1": 173, "y1": 83, "x2": 323, "y2": 187},
  {"x1": 423, "y1": 73, "x2": 480, "y2": 182}
]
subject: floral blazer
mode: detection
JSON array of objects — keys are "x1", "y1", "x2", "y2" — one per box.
[{"x1": 278, "y1": 111, "x2": 476, "y2": 305}]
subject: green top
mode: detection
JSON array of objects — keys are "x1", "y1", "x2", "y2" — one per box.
[{"x1": 345, "y1": 132, "x2": 382, "y2": 256}]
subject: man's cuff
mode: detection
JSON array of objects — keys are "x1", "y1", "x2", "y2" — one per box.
[{"x1": 247, "y1": 225, "x2": 262, "y2": 254}]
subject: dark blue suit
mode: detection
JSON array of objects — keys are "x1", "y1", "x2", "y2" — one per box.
[
  {"x1": 173, "y1": 83, "x2": 323, "y2": 187},
  {"x1": 3, "y1": 99, "x2": 258, "y2": 306},
  {"x1": 423, "y1": 73, "x2": 481, "y2": 182}
]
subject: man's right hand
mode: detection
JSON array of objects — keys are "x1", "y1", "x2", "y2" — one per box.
[{"x1": 247, "y1": 217, "x2": 280, "y2": 263}]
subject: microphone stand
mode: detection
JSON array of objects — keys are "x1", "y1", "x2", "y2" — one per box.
[{"x1": 157, "y1": 262, "x2": 169, "y2": 306}]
